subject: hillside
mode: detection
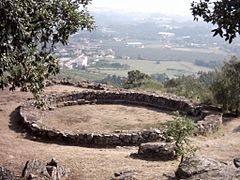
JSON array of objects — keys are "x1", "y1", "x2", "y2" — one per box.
[{"x1": 0, "y1": 85, "x2": 240, "y2": 179}]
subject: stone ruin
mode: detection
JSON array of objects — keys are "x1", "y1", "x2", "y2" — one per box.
[
  {"x1": 18, "y1": 81, "x2": 223, "y2": 147},
  {"x1": 0, "y1": 158, "x2": 68, "y2": 180},
  {"x1": 11, "y1": 80, "x2": 229, "y2": 179}
]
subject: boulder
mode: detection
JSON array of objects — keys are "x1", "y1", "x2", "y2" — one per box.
[
  {"x1": 138, "y1": 142, "x2": 177, "y2": 161},
  {"x1": 176, "y1": 156, "x2": 240, "y2": 180},
  {"x1": 22, "y1": 158, "x2": 68, "y2": 180},
  {"x1": 22, "y1": 159, "x2": 49, "y2": 179},
  {"x1": 0, "y1": 167, "x2": 16, "y2": 180}
]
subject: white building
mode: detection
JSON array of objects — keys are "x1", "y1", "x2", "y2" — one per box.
[
  {"x1": 75, "y1": 54, "x2": 88, "y2": 68},
  {"x1": 64, "y1": 54, "x2": 88, "y2": 69}
]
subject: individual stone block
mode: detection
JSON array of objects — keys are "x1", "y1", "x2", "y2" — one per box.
[{"x1": 138, "y1": 142, "x2": 177, "y2": 161}]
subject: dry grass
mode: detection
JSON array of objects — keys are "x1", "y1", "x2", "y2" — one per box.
[
  {"x1": 0, "y1": 85, "x2": 240, "y2": 179},
  {"x1": 43, "y1": 104, "x2": 172, "y2": 133}
]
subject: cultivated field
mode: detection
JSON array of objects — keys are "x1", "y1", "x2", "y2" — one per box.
[{"x1": 90, "y1": 59, "x2": 212, "y2": 77}]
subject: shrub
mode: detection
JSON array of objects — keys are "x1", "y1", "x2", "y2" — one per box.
[{"x1": 165, "y1": 112, "x2": 197, "y2": 162}]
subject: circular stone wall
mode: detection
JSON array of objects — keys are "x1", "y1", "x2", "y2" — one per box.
[{"x1": 19, "y1": 88, "x2": 223, "y2": 147}]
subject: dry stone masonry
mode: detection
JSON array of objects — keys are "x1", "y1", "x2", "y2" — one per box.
[{"x1": 19, "y1": 82, "x2": 223, "y2": 147}]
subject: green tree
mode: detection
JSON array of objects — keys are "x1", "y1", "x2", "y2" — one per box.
[
  {"x1": 0, "y1": 0, "x2": 94, "y2": 104},
  {"x1": 124, "y1": 70, "x2": 151, "y2": 89},
  {"x1": 164, "y1": 75, "x2": 214, "y2": 103},
  {"x1": 211, "y1": 56, "x2": 240, "y2": 114},
  {"x1": 191, "y1": 0, "x2": 240, "y2": 43},
  {"x1": 165, "y1": 112, "x2": 196, "y2": 162}
]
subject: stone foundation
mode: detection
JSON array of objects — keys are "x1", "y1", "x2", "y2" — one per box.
[{"x1": 19, "y1": 83, "x2": 223, "y2": 147}]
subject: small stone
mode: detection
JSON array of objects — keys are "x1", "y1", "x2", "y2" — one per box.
[
  {"x1": 153, "y1": 128, "x2": 162, "y2": 134},
  {"x1": 30, "y1": 123, "x2": 39, "y2": 132},
  {"x1": 234, "y1": 158, "x2": 240, "y2": 168},
  {"x1": 131, "y1": 134, "x2": 139, "y2": 144},
  {"x1": 112, "y1": 170, "x2": 138, "y2": 180},
  {"x1": 114, "y1": 130, "x2": 121, "y2": 133},
  {"x1": 47, "y1": 158, "x2": 58, "y2": 167},
  {"x1": 166, "y1": 136, "x2": 174, "y2": 142},
  {"x1": 46, "y1": 166, "x2": 57, "y2": 179},
  {"x1": 114, "y1": 172, "x2": 121, "y2": 177},
  {"x1": 86, "y1": 133, "x2": 94, "y2": 142},
  {"x1": 48, "y1": 106, "x2": 55, "y2": 111},
  {"x1": 27, "y1": 173, "x2": 38, "y2": 179},
  {"x1": 0, "y1": 167, "x2": 16, "y2": 180}
]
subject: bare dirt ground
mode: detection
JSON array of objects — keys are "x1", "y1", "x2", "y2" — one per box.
[
  {"x1": 44, "y1": 104, "x2": 172, "y2": 133},
  {"x1": 0, "y1": 85, "x2": 240, "y2": 179}
]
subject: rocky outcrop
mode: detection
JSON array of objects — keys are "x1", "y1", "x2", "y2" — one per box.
[
  {"x1": 137, "y1": 142, "x2": 177, "y2": 161},
  {"x1": 22, "y1": 158, "x2": 68, "y2": 180},
  {"x1": 175, "y1": 156, "x2": 240, "y2": 180},
  {"x1": 0, "y1": 167, "x2": 16, "y2": 180}
]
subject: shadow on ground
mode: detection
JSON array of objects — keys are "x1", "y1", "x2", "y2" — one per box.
[
  {"x1": 129, "y1": 153, "x2": 177, "y2": 162},
  {"x1": 233, "y1": 125, "x2": 240, "y2": 133},
  {"x1": 8, "y1": 107, "x2": 121, "y2": 149},
  {"x1": 9, "y1": 106, "x2": 26, "y2": 134}
]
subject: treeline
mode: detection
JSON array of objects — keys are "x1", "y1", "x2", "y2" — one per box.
[
  {"x1": 101, "y1": 56, "x2": 240, "y2": 115},
  {"x1": 95, "y1": 62, "x2": 130, "y2": 70},
  {"x1": 194, "y1": 59, "x2": 223, "y2": 69}
]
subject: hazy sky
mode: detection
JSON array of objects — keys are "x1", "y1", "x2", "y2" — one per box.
[{"x1": 90, "y1": 0, "x2": 193, "y2": 16}]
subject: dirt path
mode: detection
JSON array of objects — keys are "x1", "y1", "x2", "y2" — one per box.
[
  {"x1": 194, "y1": 118, "x2": 240, "y2": 160},
  {"x1": 0, "y1": 85, "x2": 239, "y2": 179}
]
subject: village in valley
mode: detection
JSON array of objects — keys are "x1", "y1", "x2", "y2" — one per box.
[{"x1": 55, "y1": 10, "x2": 240, "y2": 80}]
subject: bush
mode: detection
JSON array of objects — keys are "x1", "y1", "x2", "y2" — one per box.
[
  {"x1": 165, "y1": 112, "x2": 197, "y2": 162},
  {"x1": 164, "y1": 75, "x2": 214, "y2": 103}
]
